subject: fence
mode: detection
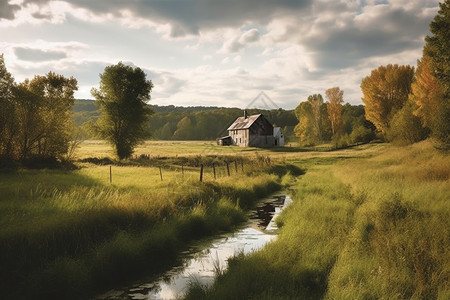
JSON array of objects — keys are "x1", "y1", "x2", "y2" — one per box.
[{"x1": 108, "y1": 155, "x2": 273, "y2": 184}]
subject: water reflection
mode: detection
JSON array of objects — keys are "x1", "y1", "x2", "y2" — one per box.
[{"x1": 97, "y1": 194, "x2": 292, "y2": 300}]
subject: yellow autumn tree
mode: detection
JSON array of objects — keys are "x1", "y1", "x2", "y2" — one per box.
[
  {"x1": 361, "y1": 64, "x2": 414, "y2": 136},
  {"x1": 325, "y1": 87, "x2": 344, "y2": 136},
  {"x1": 410, "y1": 54, "x2": 443, "y2": 129}
]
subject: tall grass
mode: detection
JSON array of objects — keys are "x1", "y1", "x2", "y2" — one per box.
[
  {"x1": 185, "y1": 140, "x2": 449, "y2": 299},
  {"x1": 0, "y1": 154, "x2": 293, "y2": 299},
  {"x1": 185, "y1": 160, "x2": 357, "y2": 300},
  {"x1": 327, "y1": 141, "x2": 449, "y2": 299}
]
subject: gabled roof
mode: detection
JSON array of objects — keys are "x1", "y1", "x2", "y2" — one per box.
[{"x1": 227, "y1": 114, "x2": 262, "y2": 130}]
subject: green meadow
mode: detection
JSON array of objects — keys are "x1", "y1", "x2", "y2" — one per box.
[
  {"x1": 185, "y1": 140, "x2": 449, "y2": 300},
  {"x1": 0, "y1": 140, "x2": 448, "y2": 299},
  {"x1": 0, "y1": 140, "x2": 297, "y2": 299}
]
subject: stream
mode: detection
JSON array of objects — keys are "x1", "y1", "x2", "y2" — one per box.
[{"x1": 96, "y1": 193, "x2": 292, "y2": 300}]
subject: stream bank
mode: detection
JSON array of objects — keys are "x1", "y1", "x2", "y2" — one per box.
[{"x1": 97, "y1": 193, "x2": 292, "y2": 300}]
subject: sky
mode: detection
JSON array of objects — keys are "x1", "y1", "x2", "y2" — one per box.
[{"x1": 0, "y1": 0, "x2": 441, "y2": 109}]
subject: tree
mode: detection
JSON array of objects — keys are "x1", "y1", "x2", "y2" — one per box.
[
  {"x1": 421, "y1": 0, "x2": 450, "y2": 147},
  {"x1": 387, "y1": 101, "x2": 428, "y2": 145},
  {"x1": 309, "y1": 94, "x2": 324, "y2": 143},
  {"x1": 294, "y1": 101, "x2": 316, "y2": 145},
  {"x1": 409, "y1": 54, "x2": 443, "y2": 130},
  {"x1": 425, "y1": 0, "x2": 450, "y2": 99},
  {"x1": 361, "y1": 64, "x2": 415, "y2": 135},
  {"x1": 325, "y1": 87, "x2": 344, "y2": 136},
  {"x1": 14, "y1": 72, "x2": 78, "y2": 160},
  {"x1": 92, "y1": 62, "x2": 153, "y2": 159},
  {"x1": 0, "y1": 54, "x2": 17, "y2": 160},
  {"x1": 173, "y1": 116, "x2": 194, "y2": 140},
  {"x1": 294, "y1": 94, "x2": 329, "y2": 145}
]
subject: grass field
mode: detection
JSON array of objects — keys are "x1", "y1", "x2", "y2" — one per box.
[
  {"x1": 1, "y1": 140, "x2": 448, "y2": 299},
  {"x1": 0, "y1": 140, "x2": 300, "y2": 299},
  {"x1": 185, "y1": 140, "x2": 450, "y2": 300}
]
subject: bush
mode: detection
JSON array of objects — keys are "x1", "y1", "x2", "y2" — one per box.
[
  {"x1": 386, "y1": 102, "x2": 429, "y2": 145},
  {"x1": 350, "y1": 125, "x2": 375, "y2": 144}
]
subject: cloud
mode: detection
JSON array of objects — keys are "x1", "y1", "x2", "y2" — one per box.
[
  {"x1": 0, "y1": 0, "x2": 20, "y2": 20},
  {"x1": 14, "y1": 47, "x2": 67, "y2": 61},
  {"x1": 221, "y1": 28, "x2": 261, "y2": 53},
  {"x1": 1, "y1": 0, "x2": 441, "y2": 109},
  {"x1": 147, "y1": 70, "x2": 187, "y2": 99},
  {"x1": 266, "y1": 0, "x2": 438, "y2": 71},
  {"x1": 16, "y1": 0, "x2": 312, "y2": 36}
]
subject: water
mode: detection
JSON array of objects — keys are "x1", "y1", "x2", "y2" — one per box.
[{"x1": 97, "y1": 193, "x2": 292, "y2": 300}]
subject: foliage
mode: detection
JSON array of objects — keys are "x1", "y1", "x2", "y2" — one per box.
[
  {"x1": 410, "y1": 54, "x2": 444, "y2": 130},
  {"x1": 325, "y1": 87, "x2": 344, "y2": 136},
  {"x1": 425, "y1": 0, "x2": 450, "y2": 99},
  {"x1": 91, "y1": 62, "x2": 153, "y2": 159},
  {"x1": 18, "y1": 72, "x2": 78, "y2": 160},
  {"x1": 0, "y1": 57, "x2": 78, "y2": 164},
  {"x1": 73, "y1": 100, "x2": 299, "y2": 141},
  {"x1": 386, "y1": 101, "x2": 429, "y2": 145},
  {"x1": 0, "y1": 54, "x2": 16, "y2": 161},
  {"x1": 295, "y1": 94, "x2": 374, "y2": 147},
  {"x1": 294, "y1": 94, "x2": 330, "y2": 145},
  {"x1": 361, "y1": 64, "x2": 415, "y2": 136},
  {"x1": 421, "y1": 0, "x2": 450, "y2": 148}
]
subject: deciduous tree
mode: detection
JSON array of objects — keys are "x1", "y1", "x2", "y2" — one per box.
[
  {"x1": 425, "y1": 0, "x2": 450, "y2": 98},
  {"x1": 409, "y1": 54, "x2": 443, "y2": 130},
  {"x1": 92, "y1": 62, "x2": 153, "y2": 159},
  {"x1": 15, "y1": 72, "x2": 78, "y2": 160},
  {"x1": 422, "y1": 0, "x2": 450, "y2": 147},
  {"x1": 294, "y1": 94, "x2": 329, "y2": 145},
  {"x1": 325, "y1": 87, "x2": 344, "y2": 136},
  {"x1": 387, "y1": 101, "x2": 428, "y2": 145},
  {"x1": 361, "y1": 64, "x2": 414, "y2": 135},
  {"x1": 0, "y1": 54, "x2": 17, "y2": 160}
]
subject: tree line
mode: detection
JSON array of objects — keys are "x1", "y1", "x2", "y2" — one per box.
[
  {"x1": 293, "y1": 89, "x2": 375, "y2": 147},
  {"x1": 294, "y1": 1, "x2": 449, "y2": 149},
  {"x1": 74, "y1": 102, "x2": 299, "y2": 141},
  {"x1": 362, "y1": 1, "x2": 449, "y2": 148}
]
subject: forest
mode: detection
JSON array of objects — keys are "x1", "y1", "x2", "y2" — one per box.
[{"x1": 73, "y1": 99, "x2": 374, "y2": 146}]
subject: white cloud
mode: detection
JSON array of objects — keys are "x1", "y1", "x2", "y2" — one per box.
[{"x1": 0, "y1": 0, "x2": 442, "y2": 109}]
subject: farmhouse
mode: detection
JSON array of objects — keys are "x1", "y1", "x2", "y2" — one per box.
[{"x1": 218, "y1": 111, "x2": 283, "y2": 147}]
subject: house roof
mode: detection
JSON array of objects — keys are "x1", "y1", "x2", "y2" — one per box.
[{"x1": 227, "y1": 114, "x2": 262, "y2": 130}]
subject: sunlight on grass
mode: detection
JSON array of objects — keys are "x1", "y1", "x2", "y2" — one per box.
[{"x1": 184, "y1": 140, "x2": 449, "y2": 299}]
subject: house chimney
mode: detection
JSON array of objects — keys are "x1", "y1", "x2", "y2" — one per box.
[{"x1": 244, "y1": 110, "x2": 248, "y2": 119}]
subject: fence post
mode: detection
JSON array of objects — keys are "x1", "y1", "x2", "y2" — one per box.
[
  {"x1": 226, "y1": 162, "x2": 230, "y2": 176},
  {"x1": 182, "y1": 164, "x2": 184, "y2": 177},
  {"x1": 109, "y1": 165, "x2": 112, "y2": 184},
  {"x1": 159, "y1": 166, "x2": 163, "y2": 181},
  {"x1": 200, "y1": 164, "x2": 204, "y2": 182},
  {"x1": 213, "y1": 163, "x2": 216, "y2": 179},
  {"x1": 234, "y1": 160, "x2": 238, "y2": 173},
  {"x1": 241, "y1": 159, "x2": 244, "y2": 172}
]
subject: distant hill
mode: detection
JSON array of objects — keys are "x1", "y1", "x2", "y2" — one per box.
[{"x1": 73, "y1": 99, "x2": 298, "y2": 141}]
